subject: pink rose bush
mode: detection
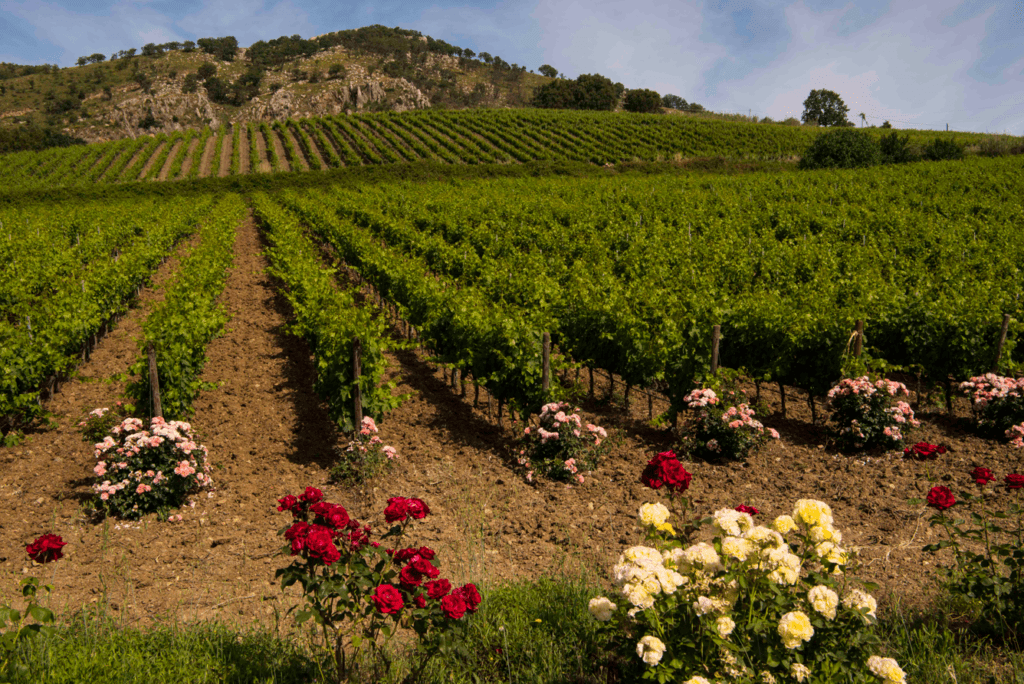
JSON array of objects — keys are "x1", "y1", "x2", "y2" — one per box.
[
  {"x1": 678, "y1": 386, "x2": 779, "y2": 461},
  {"x1": 515, "y1": 402, "x2": 609, "y2": 484},
  {"x1": 90, "y1": 416, "x2": 211, "y2": 520},
  {"x1": 960, "y1": 373, "x2": 1024, "y2": 442},
  {"x1": 76, "y1": 402, "x2": 134, "y2": 442},
  {"x1": 827, "y1": 377, "x2": 918, "y2": 451},
  {"x1": 330, "y1": 416, "x2": 400, "y2": 483},
  {"x1": 275, "y1": 489, "x2": 479, "y2": 678}
]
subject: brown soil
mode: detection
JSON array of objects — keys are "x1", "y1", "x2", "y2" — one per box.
[
  {"x1": 197, "y1": 134, "x2": 217, "y2": 179},
  {"x1": 297, "y1": 124, "x2": 327, "y2": 169},
  {"x1": 281, "y1": 128, "x2": 309, "y2": 172},
  {"x1": 218, "y1": 132, "x2": 233, "y2": 178},
  {"x1": 239, "y1": 126, "x2": 250, "y2": 175},
  {"x1": 254, "y1": 128, "x2": 271, "y2": 173},
  {"x1": 157, "y1": 141, "x2": 183, "y2": 181},
  {"x1": 269, "y1": 129, "x2": 291, "y2": 172},
  {"x1": 115, "y1": 143, "x2": 151, "y2": 182},
  {"x1": 177, "y1": 138, "x2": 201, "y2": 180},
  {"x1": 136, "y1": 142, "x2": 167, "y2": 181},
  {"x1": 3, "y1": 216, "x2": 1022, "y2": 631}
]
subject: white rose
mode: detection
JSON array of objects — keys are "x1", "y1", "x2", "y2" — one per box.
[
  {"x1": 791, "y1": 663, "x2": 811, "y2": 682},
  {"x1": 867, "y1": 656, "x2": 907, "y2": 683},
  {"x1": 639, "y1": 502, "x2": 671, "y2": 528},
  {"x1": 721, "y1": 536, "x2": 755, "y2": 561},
  {"x1": 843, "y1": 589, "x2": 878, "y2": 621},
  {"x1": 777, "y1": 611, "x2": 814, "y2": 649},
  {"x1": 588, "y1": 596, "x2": 617, "y2": 622},
  {"x1": 715, "y1": 615, "x2": 736, "y2": 638},
  {"x1": 636, "y1": 635, "x2": 666, "y2": 666},
  {"x1": 793, "y1": 499, "x2": 833, "y2": 528},
  {"x1": 808, "y1": 585, "x2": 839, "y2": 620},
  {"x1": 772, "y1": 515, "x2": 797, "y2": 534}
]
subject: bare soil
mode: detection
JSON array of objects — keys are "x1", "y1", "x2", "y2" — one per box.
[
  {"x1": 197, "y1": 134, "x2": 217, "y2": 178},
  {"x1": 281, "y1": 128, "x2": 309, "y2": 172},
  {"x1": 176, "y1": 137, "x2": 201, "y2": 180},
  {"x1": 136, "y1": 142, "x2": 167, "y2": 181},
  {"x1": 297, "y1": 125, "x2": 327, "y2": 169},
  {"x1": 254, "y1": 128, "x2": 271, "y2": 173},
  {"x1": 218, "y1": 133, "x2": 233, "y2": 178},
  {"x1": 115, "y1": 143, "x2": 151, "y2": 182},
  {"x1": 2, "y1": 215, "x2": 1022, "y2": 632},
  {"x1": 269, "y1": 129, "x2": 291, "y2": 172},
  {"x1": 157, "y1": 141, "x2": 183, "y2": 181}
]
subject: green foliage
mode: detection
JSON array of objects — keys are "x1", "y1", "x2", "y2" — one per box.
[
  {"x1": 677, "y1": 372, "x2": 777, "y2": 461},
  {"x1": 195, "y1": 62, "x2": 216, "y2": 81},
  {"x1": 826, "y1": 377, "x2": 918, "y2": 451},
  {"x1": 538, "y1": 64, "x2": 558, "y2": 78},
  {"x1": 924, "y1": 137, "x2": 965, "y2": 161},
  {"x1": 0, "y1": 125, "x2": 84, "y2": 154},
  {"x1": 879, "y1": 131, "x2": 917, "y2": 164},
  {"x1": 246, "y1": 34, "x2": 318, "y2": 68},
  {"x1": 516, "y1": 402, "x2": 609, "y2": 483},
  {"x1": 799, "y1": 127, "x2": 880, "y2": 169},
  {"x1": 624, "y1": 88, "x2": 662, "y2": 113},
  {"x1": 532, "y1": 73, "x2": 619, "y2": 111},
  {"x1": 327, "y1": 63, "x2": 347, "y2": 80},
  {"x1": 802, "y1": 88, "x2": 851, "y2": 127},
  {"x1": 128, "y1": 194, "x2": 244, "y2": 419},
  {"x1": 196, "y1": 36, "x2": 238, "y2": 62},
  {"x1": 138, "y1": 107, "x2": 157, "y2": 130},
  {"x1": 1, "y1": 578, "x2": 56, "y2": 679},
  {"x1": 75, "y1": 402, "x2": 133, "y2": 442}
]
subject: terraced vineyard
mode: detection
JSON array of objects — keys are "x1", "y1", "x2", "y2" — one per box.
[{"x1": 0, "y1": 109, "x2": 1009, "y2": 192}]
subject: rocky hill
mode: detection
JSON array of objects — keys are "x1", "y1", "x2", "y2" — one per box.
[{"x1": 0, "y1": 26, "x2": 550, "y2": 144}]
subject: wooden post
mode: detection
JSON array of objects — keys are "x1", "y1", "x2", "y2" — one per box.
[
  {"x1": 992, "y1": 314, "x2": 1011, "y2": 373},
  {"x1": 147, "y1": 342, "x2": 163, "y2": 418},
  {"x1": 778, "y1": 381, "x2": 786, "y2": 418},
  {"x1": 648, "y1": 390, "x2": 654, "y2": 420},
  {"x1": 542, "y1": 332, "x2": 551, "y2": 392},
  {"x1": 474, "y1": 381, "x2": 480, "y2": 407},
  {"x1": 625, "y1": 384, "x2": 631, "y2": 410},
  {"x1": 710, "y1": 324, "x2": 721, "y2": 375},
  {"x1": 854, "y1": 320, "x2": 864, "y2": 357},
  {"x1": 352, "y1": 339, "x2": 363, "y2": 429},
  {"x1": 588, "y1": 367, "x2": 595, "y2": 398},
  {"x1": 460, "y1": 369, "x2": 467, "y2": 398}
]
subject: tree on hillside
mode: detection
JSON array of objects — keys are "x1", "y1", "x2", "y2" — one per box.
[
  {"x1": 538, "y1": 64, "x2": 558, "y2": 78},
  {"x1": 197, "y1": 36, "x2": 238, "y2": 62},
  {"x1": 479, "y1": 52, "x2": 493, "y2": 64},
  {"x1": 801, "y1": 89, "x2": 850, "y2": 127},
  {"x1": 662, "y1": 94, "x2": 687, "y2": 110},
  {"x1": 531, "y1": 73, "x2": 618, "y2": 111},
  {"x1": 624, "y1": 88, "x2": 662, "y2": 113}
]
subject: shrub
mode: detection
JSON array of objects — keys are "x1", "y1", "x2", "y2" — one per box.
[
  {"x1": 328, "y1": 63, "x2": 347, "y2": 80},
  {"x1": 677, "y1": 378, "x2": 779, "y2": 461},
  {"x1": 623, "y1": 89, "x2": 662, "y2": 113},
  {"x1": 798, "y1": 128, "x2": 880, "y2": 169},
  {"x1": 90, "y1": 416, "x2": 212, "y2": 519},
  {"x1": 960, "y1": 373, "x2": 1024, "y2": 440},
  {"x1": 328, "y1": 416, "x2": 398, "y2": 483},
  {"x1": 923, "y1": 137, "x2": 965, "y2": 161},
  {"x1": 590, "y1": 500, "x2": 897, "y2": 683},
  {"x1": 879, "y1": 131, "x2": 917, "y2": 164},
  {"x1": 76, "y1": 403, "x2": 134, "y2": 442},
  {"x1": 515, "y1": 401, "x2": 608, "y2": 483},
  {"x1": 923, "y1": 468, "x2": 1024, "y2": 640},
  {"x1": 275, "y1": 489, "x2": 480, "y2": 679},
  {"x1": 827, "y1": 376, "x2": 918, "y2": 450}
]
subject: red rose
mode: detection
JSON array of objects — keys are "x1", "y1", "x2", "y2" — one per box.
[
  {"x1": 393, "y1": 547, "x2": 420, "y2": 563},
  {"x1": 305, "y1": 526, "x2": 341, "y2": 565},
  {"x1": 406, "y1": 498, "x2": 430, "y2": 519},
  {"x1": 640, "y1": 451, "x2": 675, "y2": 489},
  {"x1": 276, "y1": 495, "x2": 300, "y2": 515},
  {"x1": 660, "y1": 458, "x2": 692, "y2": 492},
  {"x1": 399, "y1": 565, "x2": 424, "y2": 587},
  {"x1": 415, "y1": 595, "x2": 427, "y2": 609},
  {"x1": 454, "y1": 583, "x2": 482, "y2": 612},
  {"x1": 441, "y1": 592, "x2": 468, "y2": 619},
  {"x1": 346, "y1": 518, "x2": 360, "y2": 530},
  {"x1": 735, "y1": 504, "x2": 759, "y2": 516},
  {"x1": 410, "y1": 558, "x2": 440, "y2": 579},
  {"x1": 371, "y1": 584, "x2": 404, "y2": 615},
  {"x1": 425, "y1": 578, "x2": 452, "y2": 599},
  {"x1": 926, "y1": 486, "x2": 956, "y2": 511},
  {"x1": 284, "y1": 522, "x2": 311, "y2": 555},
  {"x1": 971, "y1": 467, "x2": 995, "y2": 485},
  {"x1": 311, "y1": 502, "x2": 350, "y2": 531},
  {"x1": 299, "y1": 487, "x2": 324, "y2": 505},
  {"x1": 384, "y1": 497, "x2": 410, "y2": 523},
  {"x1": 417, "y1": 547, "x2": 436, "y2": 560},
  {"x1": 1005, "y1": 474, "x2": 1024, "y2": 490},
  {"x1": 26, "y1": 534, "x2": 66, "y2": 563},
  {"x1": 904, "y1": 442, "x2": 947, "y2": 460}
]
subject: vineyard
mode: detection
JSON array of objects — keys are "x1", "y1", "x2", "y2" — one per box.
[
  {"x1": 1, "y1": 119, "x2": 1024, "y2": 683},
  {"x1": 0, "y1": 109, "x2": 1010, "y2": 192}
]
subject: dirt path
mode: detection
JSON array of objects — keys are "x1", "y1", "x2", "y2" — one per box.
[
  {"x1": 176, "y1": 138, "x2": 200, "y2": 180},
  {"x1": 239, "y1": 125, "x2": 250, "y2": 175},
  {"x1": 136, "y1": 141, "x2": 167, "y2": 181},
  {"x1": 254, "y1": 127, "x2": 271, "y2": 173},
  {"x1": 218, "y1": 131, "x2": 233, "y2": 178},
  {"x1": 197, "y1": 134, "x2": 217, "y2": 178},
  {"x1": 157, "y1": 141, "x2": 183, "y2": 181}
]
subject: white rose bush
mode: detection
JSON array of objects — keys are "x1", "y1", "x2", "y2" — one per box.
[{"x1": 590, "y1": 496, "x2": 906, "y2": 683}]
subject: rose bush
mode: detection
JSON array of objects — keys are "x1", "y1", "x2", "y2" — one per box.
[
  {"x1": 903, "y1": 441, "x2": 947, "y2": 460},
  {"x1": 924, "y1": 466, "x2": 1024, "y2": 640},
  {"x1": 90, "y1": 416, "x2": 212, "y2": 520},
  {"x1": 76, "y1": 402, "x2": 134, "y2": 442},
  {"x1": 827, "y1": 377, "x2": 919, "y2": 451},
  {"x1": 677, "y1": 385, "x2": 779, "y2": 462},
  {"x1": 329, "y1": 416, "x2": 399, "y2": 483},
  {"x1": 589, "y1": 499, "x2": 901, "y2": 683},
  {"x1": 960, "y1": 373, "x2": 1024, "y2": 440},
  {"x1": 514, "y1": 401, "x2": 609, "y2": 484},
  {"x1": 275, "y1": 488, "x2": 479, "y2": 679},
  {"x1": 1, "y1": 535, "x2": 63, "y2": 677}
]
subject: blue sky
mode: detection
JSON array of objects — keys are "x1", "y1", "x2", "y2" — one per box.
[{"x1": 1, "y1": 0, "x2": 1021, "y2": 133}]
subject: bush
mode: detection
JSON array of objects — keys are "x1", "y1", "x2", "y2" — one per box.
[
  {"x1": 960, "y1": 374, "x2": 1024, "y2": 440},
  {"x1": 677, "y1": 380, "x2": 779, "y2": 461},
  {"x1": 798, "y1": 128, "x2": 880, "y2": 169},
  {"x1": 328, "y1": 416, "x2": 398, "y2": 483},
  {"x1": 515, "y1": 401, "x2": 608, "y2": 483},
  {"x1": 977, "y1": 135, "x2": 1024, "y2": 157},
  {"x1": 923, "y1": 137, "x2": 965, "y2": 161},
  {"x1": 328, "y1": 63, "x2": 347, "y2": 79},
  {"x1": 827, "y1": 377, "x2": 918, "y2": 450},
  {"x1": 879, "y1": 131, "x2": 917, "y2": 164},
  {"x1": 196, "y1": 62, "x2": 217, "y2": 80},
  {"x1": 623, "y1": 89, "x2": 662, "y2": 113}
]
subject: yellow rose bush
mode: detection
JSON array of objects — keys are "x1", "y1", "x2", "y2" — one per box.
[{"x1": 590, "y1": 499, "x2": 904, "y2": 683}]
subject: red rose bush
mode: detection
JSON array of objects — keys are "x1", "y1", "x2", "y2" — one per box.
[
  {"x1": 2, "y1": 535, "x2": 65, "y2": 676},
  {"x1": 275, "y1": 488, "x2": 480, "y2": 678},
  {"x1": 678, "y1": 387, "x2": 779, "y2": 461},
  {"x1": 515, "y1": 402, "x2": 609, "y2": 484},
  {"x1": 90, "y1": 416, "x2": 212, "y2": 519},
  {"x1": 827, "y1": 377, "x2": 918, "y2": 451}
]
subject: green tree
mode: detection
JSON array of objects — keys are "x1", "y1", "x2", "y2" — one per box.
[
  {"x1": 623, "y1": 88, "x2": 662, "y2": 113},
  {"x1": 196, "y1": 62, "x2": 217, "y2": 81},
  {"x1": 801, "y1": 89, "x2": 850, "y2": 127},
  {"x1": 538, "y1": 64, "x2": 558, "y2": 78},
  {"x1": 798, "y1": 127, "x2": 880, "y2": 169},
  {"x1": 573, "y1": 73, "x2": 618, "y2": 110},
  {"x1": 662, "y1": 94, "x2": 687, "y2": 110}
]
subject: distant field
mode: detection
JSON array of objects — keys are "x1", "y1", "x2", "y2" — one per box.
[{"x1": 0, "y1": 109, "x2": 1012, "y2": 192}]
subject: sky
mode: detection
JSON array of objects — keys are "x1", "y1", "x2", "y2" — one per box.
[{"x1": 1, "y1": 0, "x2": 1021, "y2": 134}]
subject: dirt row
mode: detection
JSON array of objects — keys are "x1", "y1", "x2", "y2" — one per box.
[{"x1": 2, "y1": 213, "x2": 1022, "y2": 633}]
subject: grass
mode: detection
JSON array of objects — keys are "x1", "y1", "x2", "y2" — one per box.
[{"x1": 7, "y1": 577, "x2": 1024, "y2": 683}]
